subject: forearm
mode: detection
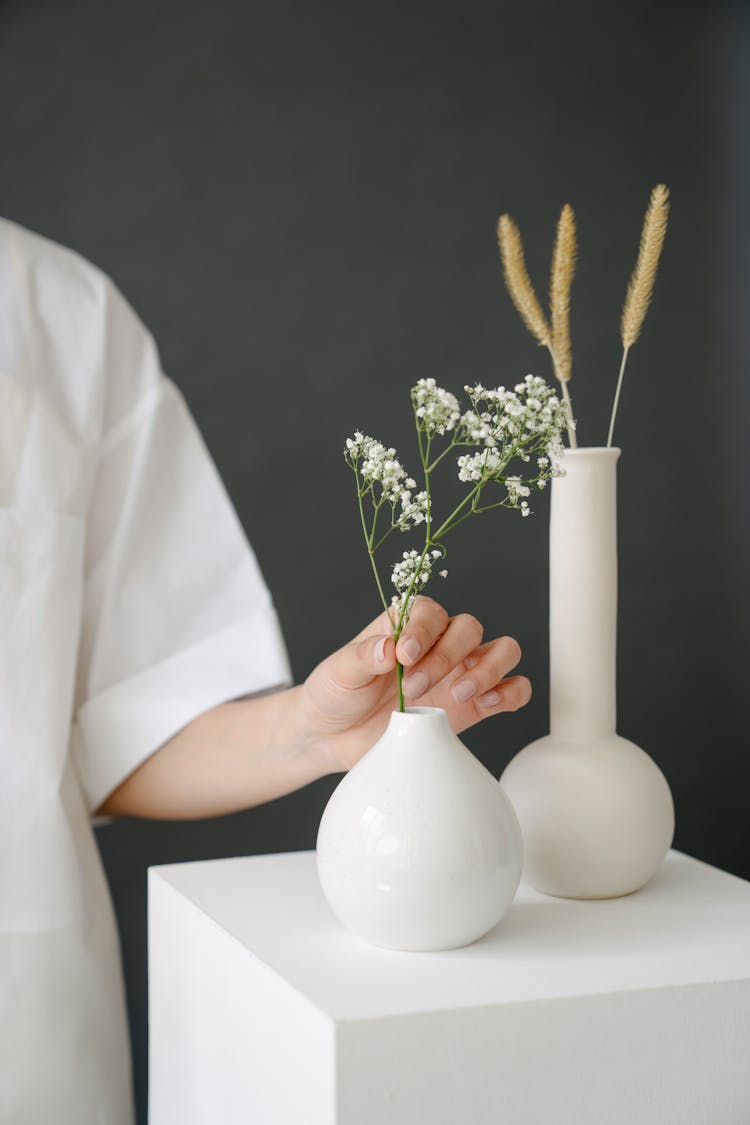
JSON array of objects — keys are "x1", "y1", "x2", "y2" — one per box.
[{"x1": 96, "y1": 685, "x2": 336, "y2": 820}]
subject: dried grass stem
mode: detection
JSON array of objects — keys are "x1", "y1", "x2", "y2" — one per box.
[{"x1": 608, "y1": 184, "x2": 670, "y2": 446}]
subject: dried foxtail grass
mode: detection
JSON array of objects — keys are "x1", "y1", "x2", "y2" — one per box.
[
  {"x1": 621, "y1": 184, "x2": 670, "y2": 348},
  {"x1": 497, "y1": 210, "x2": 577, "y2": 446},
  {"x1": 496, "y1": 215, "x2": 551, "y2": 348},
  {"x1": 607, "y1": 184, "x2": 670, "y2": 447},
  {"x1": 549, "y1": 204, "x2": 577, "y2": 383}
]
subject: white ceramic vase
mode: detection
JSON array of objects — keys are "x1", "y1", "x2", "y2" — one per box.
[
  {"x1": 316, "y1": 706, "x2": 522, "y2": 951},
  {"x1": 501, "y1": 448, "x2": 674, "y2": 899}
]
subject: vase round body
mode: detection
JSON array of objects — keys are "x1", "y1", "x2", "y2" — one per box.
[
  {"x1": 316, "y1": 707, "x2": 522, "y2": 951},
  {"x1": 501, "y1": 448, "x2": 674, "y2": 899}
]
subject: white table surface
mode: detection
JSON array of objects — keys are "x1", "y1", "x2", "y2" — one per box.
[
  {"x1": 149, "y1": 849, "x2": 750, "y2": 1125},
  {"x1": 151, "y1": 848, "x2": 750, "y2": 1018}
]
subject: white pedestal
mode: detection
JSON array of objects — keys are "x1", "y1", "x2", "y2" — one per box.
[{"x1": 148, "y1": 850, "x2": 750, "y2": 1124}]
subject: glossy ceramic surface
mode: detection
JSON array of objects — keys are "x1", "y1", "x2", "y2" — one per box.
[{"x1": 317, "y1": 707, "x2": 523, "y2": 951}]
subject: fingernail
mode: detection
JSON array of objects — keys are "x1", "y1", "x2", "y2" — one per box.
[
  {"x1": 399, "y1": 638, "x2": 420, "y2": 664},
  {"x1": 374, "y1": 636, "x2": 387, "y2": 663},
  {"x1": 452, "y1": 679, "x2": 476, "y2": 704},
  {"x1": 478, "y1": 689, "x2": 500, "y2": 708},
  {"x1": 403, "y1": 670, "x2": 429, "y2": 698}
]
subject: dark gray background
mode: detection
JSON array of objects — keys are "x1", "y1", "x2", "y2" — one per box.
[{"x1": 2, "y1": 0, "x2": 748, "y2": 1120}]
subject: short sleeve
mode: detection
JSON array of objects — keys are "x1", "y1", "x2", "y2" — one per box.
[{"x1": 70, "y1": 305, "x2": 291, "y2": 814}]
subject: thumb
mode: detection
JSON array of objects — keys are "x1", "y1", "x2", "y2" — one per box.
[{"x1": 328, "y1": 633, "x2": 396, "y2": 692}]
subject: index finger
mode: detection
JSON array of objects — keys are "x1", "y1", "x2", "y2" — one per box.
[{"x1": 395, "y1": 596, "x2": 450, "y2": 668}]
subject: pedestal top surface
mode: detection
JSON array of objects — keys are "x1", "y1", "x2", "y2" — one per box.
[{"x1": 149, "y1": 850, "x2": 750, "y2": 1022}]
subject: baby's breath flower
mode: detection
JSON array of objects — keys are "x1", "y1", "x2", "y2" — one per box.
[
  {"x1": 392, "y1": 549, "x2": 432, "y2": 594},
  {"x1": 506, "y1": 476, "x2": 532, "y2": 502},
  {"x1": 345, "y1": 372, "x2": 568, "y2": 700},
  {"x1": 453, "y1": 374, "x2": 568, "y2": 515},
  {"x1": 345, "y1": 432, "x2": 427, "y2": 532},
  {"x1": 390, "y1": 549, "x2": 435, "y2": 617},
  {"x1": 412, "y1": 378, "x2": 461, "y2": 436},
  {"x1": 457, "y1": 448, "x2": 507, "y2": 483},
  {"x1": 345, "y1": 433, "x2": 410, "y2": 502},
  {"x1": 395, "y1": 489, "x2": 430, "y2": 529}
]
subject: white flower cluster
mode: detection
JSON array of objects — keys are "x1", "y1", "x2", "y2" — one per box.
[
  {"x1": 457, "y1": 448, "x2": 506, "y2": 483},
  {"x1": 344, "y1": 372, "x2": 568, "y2": 635},
  {"x1": 395, "y1": 488, "x2": 430, "y2": 529},
  {"x1": 458, "y1": 374, "x2": 568, "y2": 452},
  {"x1": 390, "y1": 548, "x2": 446, "y2": 616},
  {"x1": 345, "y1": 431, "x2": 430, "y2": 528},
  {"x1": 453, "y1": 374, "x2": 568, "y2": 515},
  {"x1": 411, "y1": 378, "x2": 461, "y2": 436},
  {"x1": 345, "y1": 432, "x2": 412, "y2": 500},
  {"x1": 505, "y1": 476, "x2": 532, "y2": 516}
]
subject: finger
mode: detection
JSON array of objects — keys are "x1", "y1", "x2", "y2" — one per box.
[
  {"x1": 325, "y1": 633, "x2": 396, "y2": 692},
  {"x1": 447, "y1": 635, "x2": 522, "y2": 706},
  {"x1": 395, "y1": 596, "x2": 450, "y2": 668},
  {"x1": 475, "y1": 674, "x2": 532, "y2": 713},
  {"x1": 402, "y1": 613, "x2": 483, "y2": 700}
]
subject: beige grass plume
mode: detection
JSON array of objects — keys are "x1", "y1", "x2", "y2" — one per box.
[
  {"x1": 550, "y1": 204, "x2": 577, "y2": 383},
  {"x1": 608, "y1": 184, "x2": 670, "y2": 446},
  {"x1": 497, "y1": 210, "x2": 577, "y2": 446},
  {"x1": 496, "y1": 215, "x2": 551, "y2": 348}
]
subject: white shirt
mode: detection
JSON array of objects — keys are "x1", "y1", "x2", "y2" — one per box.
[{"x1": 0, "y1": 219, "x2": 291, "y2": 1123}]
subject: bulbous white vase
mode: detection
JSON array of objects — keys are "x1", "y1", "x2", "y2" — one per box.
[
  {"x1": 501, "y1": 448, "x2": 674, "y2": 899},
  {"x1": 317, "y1": 706, "x2": 522, "y2": 951}
]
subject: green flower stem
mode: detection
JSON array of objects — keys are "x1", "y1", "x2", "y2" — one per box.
[
  {"x1": 423, "y1": 434, "x2": 433, "y2": 539},
  {"x1": 426, "y1": 435, "x2": 459, "y2": 472},
  {"x1": 367, "y1": 545, "x2": 394, "y2": 622},
  {"x1": 368, "y1": 494, "x2": 387, "y2": 550},
  {"x1": 430, "y1": 481, "x2": 484, "y2": 541},
  {"x1": 396, "y1": 540, "x2": 432, "y2": 635},
  {"x1": 356, "y1": 478, "x2": 394, "y2": 624},
  {"x1": 397, "y1": 660, "x2": 405, "y2": 712},
  {"x1": 356, "y1": 470, "x2": 410, "y2": 713}
]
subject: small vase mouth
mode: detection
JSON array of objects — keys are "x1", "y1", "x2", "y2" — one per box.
[
  {"x1": 395, "y1": 706, "x2": 446, "y2": 716},
  {"x1": 388, "y1": 706, "x2": 451, "y2": 730},
  {"x1": 561, "y1": 446, "x2": 621, "y2": 458}
]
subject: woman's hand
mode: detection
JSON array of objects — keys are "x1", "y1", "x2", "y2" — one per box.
[
  {"x1": 97, "y1": 596, "x2": 530, "y2": 819},
  {"x1": 301, "y1": 596, "x2": 532, "y2": 773}
]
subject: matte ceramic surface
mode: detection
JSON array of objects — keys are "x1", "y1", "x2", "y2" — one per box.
[
  {"x1": 502, "y1": 734, "x2": 674, "y2": 899},
  {"x1": 501, "y1": 449, "x2": 674, "y2": 899},
  {"x1": 151, "y1": 852, "x2": 750, "y2": 1125},
  {"x1": 316, "y1": 707, "x2": 522, "y2": 951}
]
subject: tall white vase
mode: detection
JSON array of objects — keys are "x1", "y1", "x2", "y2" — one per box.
[
  {"x1": 501, "y1": 448, "x2": 674, "y2": 899},
  {"x1": 317, "y1": 707, "x2": 523, "y2": 951}
]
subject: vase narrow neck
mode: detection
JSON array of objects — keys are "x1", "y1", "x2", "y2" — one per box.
[{"x1": 549, "y1": 448, "x2": 620, "y2": 739}]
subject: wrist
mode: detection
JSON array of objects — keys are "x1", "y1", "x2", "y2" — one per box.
[{"x1": 281, "y1": 683, "x2": 343, "y2": 783}]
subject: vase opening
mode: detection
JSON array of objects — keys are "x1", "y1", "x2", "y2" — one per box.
[
  {"x1": 398, "y1": 706, "x2": 443, "y2": 716},
  {"x1": 561, "y1": 446, "x2": 621, "y2": 460}
]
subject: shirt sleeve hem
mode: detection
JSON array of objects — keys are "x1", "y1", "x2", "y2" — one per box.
[{"x1": 71, "y1": 608, "x2": 292, "y2": 815}]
